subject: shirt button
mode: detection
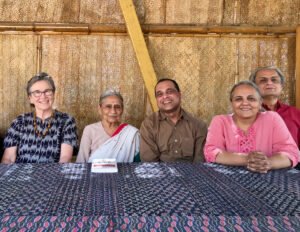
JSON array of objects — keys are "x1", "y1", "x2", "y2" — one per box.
[
  {"x1": 174, "y1": 139, "x2": 178, "y2": 142},
  {"x1": 175, "y1": 150, "x2": 178, "y2": 153}
]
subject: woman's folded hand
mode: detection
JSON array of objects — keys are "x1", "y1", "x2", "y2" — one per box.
[{"x1": 247, "y1": 151, "x2": 271, "y2": 173}]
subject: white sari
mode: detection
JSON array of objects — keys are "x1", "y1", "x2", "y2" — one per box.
[{"x1": 88, "y1": 124, "x2": 140, "y2": 163}]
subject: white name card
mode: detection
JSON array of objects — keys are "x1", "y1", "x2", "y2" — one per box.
[{"x1": 91, "y1": 158, "x2": 118, "y2": 173}]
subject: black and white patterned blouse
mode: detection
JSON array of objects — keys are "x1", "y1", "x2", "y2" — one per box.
[{"x1": 4, "y1": 110, "x2": 78, "y2": 163}]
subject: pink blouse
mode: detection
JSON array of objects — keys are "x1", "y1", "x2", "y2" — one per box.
[{"x1": 204, "y1": 111, "x2": 299, "y2": 167}]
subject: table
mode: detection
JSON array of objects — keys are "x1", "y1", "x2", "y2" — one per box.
[{"x1": 0, "y1": 162, "x2": 300, "y2": 231}]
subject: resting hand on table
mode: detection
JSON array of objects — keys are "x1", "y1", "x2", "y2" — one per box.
[
  {"x1": 247, "y1": 151, "x2": 271, "y2": 174},
  {"x1": 247, "y1": 151, "x2": 293, "y2": 173},
  {"x1": 214, "y1": 150, "x2": 292, "y2": 173}
]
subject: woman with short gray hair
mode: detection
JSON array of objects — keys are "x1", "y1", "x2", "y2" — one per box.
[
  {"x1": 2, "y1": 72, "x2": 78, "y2": 163},
  {"x1": 76, "y1": 90, "x2": 140, "y2": 163},
  {"x1": 204, "y1": 81, "x2": 298, "y2": 173}
]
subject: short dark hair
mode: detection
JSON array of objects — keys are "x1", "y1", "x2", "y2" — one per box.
[
  {"x1": 249, "y1": 66, "x2": 284, "y2": 85},
  {"x1": 155, "y1": 78, "x2": 180, "y2": 94},
  {"x1": 230, "y1": 81, "x2": 262, "y2": 102},
  {"x1": 27, "y1": 72, "x2": 56, "y2": 96}
]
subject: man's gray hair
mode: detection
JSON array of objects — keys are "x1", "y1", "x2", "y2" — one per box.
[
  {"x1": 27, "y1": 72, "x2": 55, "y2": 96},
  {"x1": 249, "y1": 66, "x2": 285, "y2": 85},
  {"x1": 230, "y1": 81, "x2": 262, "y2": 102},
  {"x1": 99, "y1": 90, "x2": 124, "y2": 106}
]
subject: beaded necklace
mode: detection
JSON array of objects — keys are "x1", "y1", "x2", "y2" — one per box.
[{"x1": 34, "y1": 111, "x2": 54, "y2": 137}]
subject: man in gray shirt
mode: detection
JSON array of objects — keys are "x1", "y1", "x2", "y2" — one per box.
[{"x1": 140, "y1": 78, "x2": 207, "y2": 162}]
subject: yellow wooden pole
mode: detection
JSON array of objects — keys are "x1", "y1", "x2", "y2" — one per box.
[
  {"x1": 296, "y1": 26, "x2": 300, "y2": 109},
  {"x1": 118, "y1": 0, "x2": 158, "y2": 112}
]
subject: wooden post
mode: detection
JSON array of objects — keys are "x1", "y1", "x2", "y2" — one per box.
[
  {"x1": 296, "y1": 26, "x2": 300, "y2": 109},
  {"x1": 118, "y1": 0, "x2": 158, "y2": 112}
]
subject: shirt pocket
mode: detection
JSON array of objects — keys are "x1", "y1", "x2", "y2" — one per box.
[
  {"x1": 165, "y1": 136, "x2": 194, "y2": 158},
  {"x1": 180, "y1": 137, "x2": 194, "y2": 158}
]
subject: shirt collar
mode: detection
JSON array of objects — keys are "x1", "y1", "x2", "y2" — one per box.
[
  {"x1": 158, "y1": 108, "x2": 187, "y2": 121},
  {"x1": 262, "y1": 101, "x2": 281, "y2": 111}
]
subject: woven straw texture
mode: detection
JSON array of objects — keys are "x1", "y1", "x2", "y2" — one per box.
[{"x1": 0, "y1": 0, "x2": 299, "y2": 25}]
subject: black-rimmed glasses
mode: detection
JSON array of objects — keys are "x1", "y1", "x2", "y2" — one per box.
[{"x1": 30, "y1": 89, "x2": 54, "y2": 98}]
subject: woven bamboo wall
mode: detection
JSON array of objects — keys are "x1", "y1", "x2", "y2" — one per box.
[
  {"x1": 149, "y1": 35, "x2": 296, "y2": 121},
  {"x1": 0, "y1": 0, "x2": 299, "y2": 139},
  {"x1": 0, "y1": 0, "x2": 299, "y2": 25}
]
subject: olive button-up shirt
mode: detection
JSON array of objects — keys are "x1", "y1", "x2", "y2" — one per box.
[{"x1": 140, "y1": 109, "x2": 207, "y2": 162}]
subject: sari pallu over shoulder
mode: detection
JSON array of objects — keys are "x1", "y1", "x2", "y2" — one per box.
[{"x1": 88, "y1": 124, "x2": 140, "y2": 163}]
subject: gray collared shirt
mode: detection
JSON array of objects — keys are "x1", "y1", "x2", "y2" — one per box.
[{"x1": 140, "y1": 108, "x2": 207, "y2": 162}]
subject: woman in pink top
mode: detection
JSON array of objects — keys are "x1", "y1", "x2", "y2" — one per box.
[{"x1": 204, "y1": 81, "x2": 298, "y2": 173}]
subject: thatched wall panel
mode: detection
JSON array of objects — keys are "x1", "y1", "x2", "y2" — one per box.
[
  {"x1": 223, "y1": 0, "x2": 300, "y2": 26},
  {"x1": 0, "y1": 35, "x2": 37, "y2": 137},
  {"x1": 222, "y1": 0, "x2": 238, "y2": 25},
  {"x1": 79, "y1": 0, "x2": 148, "y2": 23},
  {"x1": 79, "y1": 0, "x2": 124, "y2": 24},
  {"x1": 237, "y1": 37, "x2": 296, "y2": 105},
  {"x1": 0, "y1": 0, "x2": 145, "y2": 24},
  {"x1": 148, "y1": 36, "x2": 236, "y2": 124},
  {"x1": 165, "y1": 0, "x2": 224, "y2": 24},
  {"x1": 147, "y1": 35, "x2": 296, "y2": 124},
  {"x1": 0, "y1": 0, "x2": 299, "y2": 26},
  {"x1": 144, "y1": 0, "x2": 165, "y2": 23},
  {"x1": 40, "y1": 35, "x2": 145, "y2": 138},
  {"x1": 0, "y1": 0, "x2": 79, "y2": 23},
  {"x1": 238, "y1": 0, "x2": 300, "y2": 26}
]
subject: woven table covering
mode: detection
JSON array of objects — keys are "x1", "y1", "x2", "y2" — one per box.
[{"x1": 0, "y1": 162, "x2": 299, "y2": 231}]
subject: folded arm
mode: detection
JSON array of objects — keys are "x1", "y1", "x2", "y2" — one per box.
[{"x1": 215, "y1": 151, "x2": 248, "y2": 166}]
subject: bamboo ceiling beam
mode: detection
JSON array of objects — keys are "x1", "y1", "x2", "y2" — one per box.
[
  {"x1": 118, "y1": 0, "x2": 158, "y2": 112},
  {"x1": 296, "y1": 26, "x2": 300, "y2": 109},
  {"x1": 0, "y1": 23, "x2": 296, "y2": 35}
]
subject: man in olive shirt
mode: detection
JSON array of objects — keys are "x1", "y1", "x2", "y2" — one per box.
[{"x1": 140, "y1": 78, "x2": 207, "y2": 162}]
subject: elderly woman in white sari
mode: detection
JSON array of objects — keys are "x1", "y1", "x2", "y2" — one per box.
[{"x1": 76, "y1": 90, "x2": 140, "y2": 163}]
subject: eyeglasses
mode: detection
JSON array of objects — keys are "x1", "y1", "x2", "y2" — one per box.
[
  {"x1": 30, "y1": 89, "x2": 54, "y2": 98},
  {"x1": 102, "y1": 104, "x2": 122, "y2": 111},
  {"x1": 257, "y1": 77, "x2": 281, "y2": 85}
]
